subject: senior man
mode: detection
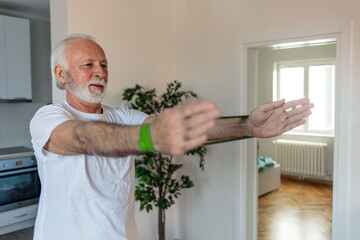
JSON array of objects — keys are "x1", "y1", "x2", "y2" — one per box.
[{"x1": 30, "y1": 34, "x2": 313, "y2": 240}]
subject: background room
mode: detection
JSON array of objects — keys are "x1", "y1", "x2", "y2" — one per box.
[{"x1": 254, "y1": 41, "x2": 336, "y2": 240}]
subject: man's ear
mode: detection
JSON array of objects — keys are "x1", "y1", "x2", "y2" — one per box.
[{"x1": 54, "y1": 65, "x2": 66, "y2": 85}]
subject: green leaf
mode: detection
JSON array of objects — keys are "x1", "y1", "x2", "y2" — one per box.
[
  {"x1": 146, "y1": 159, "x2": 154, "y2": 168},
  {"x1": 139, "y1": 204, "x2": 145, "y2": 211},
  {"x1": 146, "y1": 204, "x2": 153, "y2": 213}
]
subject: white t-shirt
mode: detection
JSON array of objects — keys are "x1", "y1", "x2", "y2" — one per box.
[{"x1": 30, "y1": 101, "x2": 148, "y2": 240}]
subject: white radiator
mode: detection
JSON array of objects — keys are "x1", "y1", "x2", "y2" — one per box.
[{"x1": 273, "y1": 139, "x2": 327, "y2": 177}]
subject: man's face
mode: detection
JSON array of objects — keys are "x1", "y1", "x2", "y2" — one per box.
[
  {"x1": 64, "y1": 39, "x2": 108, "y2": 103},
  {"x1": 65, "y1": 71, "x2": 107, "y2": 104}
]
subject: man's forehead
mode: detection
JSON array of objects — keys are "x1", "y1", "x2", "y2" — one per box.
[{"x1": 66, "y1": 39, "x2": 106, "y2": 59}]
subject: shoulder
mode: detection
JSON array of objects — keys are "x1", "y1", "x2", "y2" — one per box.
[
  {"x1": 32, "y1": 102, "x2": 72, "y2": 120},
  {"x1": 30, "y1": 102, "x2": 73, "y2": 131},
  {"x1": 30, "y1": 102, "x2": 75, "y2": 151}
]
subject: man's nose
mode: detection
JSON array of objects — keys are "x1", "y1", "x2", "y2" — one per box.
[{"x1": 93, "y1": 63, "x2": 107, "y2": 78}]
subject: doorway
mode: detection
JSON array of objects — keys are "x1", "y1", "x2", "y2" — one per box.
[
  {"x1": 236, "y1": 23, "x2": 352, "y2": 240},
  {"x1": 256, "y1": 42, "x2": 335, "y2": 240}
]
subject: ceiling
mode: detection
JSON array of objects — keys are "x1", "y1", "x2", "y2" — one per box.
[{"x1": 0, "y1": 0, "x2": 50, "y2": 20}]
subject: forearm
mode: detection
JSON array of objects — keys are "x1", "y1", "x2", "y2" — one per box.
[
  {"x1": 206, "y1": 116, "x2": 252, "y2": 141},
  {"x1": 46, "y1": 120, "x2": 142, "y2": 157}
]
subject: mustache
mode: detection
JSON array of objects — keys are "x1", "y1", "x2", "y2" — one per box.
[{"x1": 88, "y1": 78, "x2": 106, "y2": 87}]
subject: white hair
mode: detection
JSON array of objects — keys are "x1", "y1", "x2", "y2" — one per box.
[{"x1": 51, "y1": 33, "x2": 96, "y2": 90}]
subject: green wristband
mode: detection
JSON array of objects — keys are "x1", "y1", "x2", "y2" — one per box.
[{"x1": 139, "y1": 124, "x2": 155, "y2": 152}]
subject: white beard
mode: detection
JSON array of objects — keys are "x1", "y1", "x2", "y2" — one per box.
[{"x1": 65, "y1": 72, "x2": 107, "y2": 104}]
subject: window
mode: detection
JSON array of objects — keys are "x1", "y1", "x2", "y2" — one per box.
[{"x1": 273, "y1": 59, "x2": 335, "y2": 135}]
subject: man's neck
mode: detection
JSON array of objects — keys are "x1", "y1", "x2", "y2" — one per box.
[{"x1": 66, "y1": 93, "x2": 102, "y2": 114}]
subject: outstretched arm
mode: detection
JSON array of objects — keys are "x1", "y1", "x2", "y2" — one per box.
[
  {"x1": 44, "y1": 98, "x2": 312, "y2": 156},
  {"x1": 45, "y1": 100, "x2": 221, "y2": 157},
  {"x1": 206, "y1": 98, "x2": 314, "y2": 141}
]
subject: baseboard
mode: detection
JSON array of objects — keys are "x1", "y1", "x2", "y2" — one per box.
[{"x1": 281, "y1": 174, "x2": 333, "y2": 186}]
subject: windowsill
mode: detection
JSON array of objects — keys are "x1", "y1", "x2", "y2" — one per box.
[{"x1": 283, "y1": 131, "x2": 334, "y2": 138}]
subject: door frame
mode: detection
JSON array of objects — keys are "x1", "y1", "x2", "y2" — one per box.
[{"x1": 235, "y1": 22, "x2": 353, "y2": 240}]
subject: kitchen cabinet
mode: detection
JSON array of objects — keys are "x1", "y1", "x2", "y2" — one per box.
[
  {"x1": 0, "y1": 204, "x2": 38, "y2": 234},
  {"x1": 0, "y1": 15, "x2": 31, "y2": 101}
]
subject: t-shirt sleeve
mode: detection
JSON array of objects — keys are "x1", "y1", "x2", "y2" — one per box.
[
  {"x1": 128, "y1": 109, "x2": 149, "y2": 125},
  {"x1": 112, "y1": 107, "x2": 149, "y2": 125},
  {"x1": 30, "y1": 105, "x2": 73, "y2": 155}
]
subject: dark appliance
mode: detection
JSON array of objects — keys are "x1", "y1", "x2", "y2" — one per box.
[{"x1": 0, "y1": 147, "x2": 40, "y2": 213}]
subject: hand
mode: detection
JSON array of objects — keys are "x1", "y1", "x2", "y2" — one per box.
[
  {"x1": 248, "y1": 98, "x2": 314, "y2": 138},
  {"x1": 150, "y1": 100, "x2": 222, "y2": 155}
]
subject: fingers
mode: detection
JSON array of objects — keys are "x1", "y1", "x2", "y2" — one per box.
[
  {"x1": 180, "y1": 101, "x2": 221, "y2": 149},
  {"x1": 151, "y1": 100, "x2": 221, "y2": 155},
  {"x1": 285, "y1": 109, "x2": 312, "y2": 125},
  {"x1": 280, "y1": 98, "x2": 313, "y2": 132},
  {"x1": 282, "y1": 119, "x2": 306, "y2": 133},
  {"x1": 182, "y1": 100, "x2": 220, "y2": 118},
  {"x1": 181, "y1": 134, "x2": 208, "y2": 153},
  {"x1": 283, "y1": 98, "x2": 313, "y2": 111},
  {"x1": 280, "y1": 98, "x2": 314, "y2": 133},
  {"x1": 282, "y1": 99, "x2": 314, "y2": 127},
  {"x1": 259, "y1": 99, "x2": 285, "y2": 112},
  {"x1": 183, "y1": 115, "x2": 217, "y2": 140},
  {"x1": 179, "y1": 100, "x2": 221, "y2": 140},
  {"x1": 284, "y1": 103, "x2": 313, "y2": 118},
  {"x1": 260, "y1": 98, "x2": 313, "y2": 114}
]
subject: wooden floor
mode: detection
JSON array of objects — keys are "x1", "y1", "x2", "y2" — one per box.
[
  {"x1": 258, "y1": 176, "x2": 333, "y2": 240},
  {"x1": 0, "y1": 227, "x2": 34, "y2": 240}
]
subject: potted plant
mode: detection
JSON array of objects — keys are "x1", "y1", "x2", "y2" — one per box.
[{"x1": 122, "y1": 80, "x2": 207, "y2": 240}]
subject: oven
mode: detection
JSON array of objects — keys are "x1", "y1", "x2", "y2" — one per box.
[{"x1": 0, "y1": 147, "x2": 40, "y2": 213}]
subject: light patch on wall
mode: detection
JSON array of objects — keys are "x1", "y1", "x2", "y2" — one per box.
[{"x1": 270, "y1": 38, "x2": 336, "y2": 50}]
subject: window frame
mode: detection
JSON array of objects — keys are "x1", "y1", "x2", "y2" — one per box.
[{"x1": 273, "y1": 58, "x2": 336, "y2": 136}]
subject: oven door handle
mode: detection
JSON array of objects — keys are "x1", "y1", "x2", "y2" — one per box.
[
  {"x1": 0, "y1": 167, "x2": 38, "y2": 177},
  {"x1": 14, "y1": 213, "x2": 28, "y2": 218}
]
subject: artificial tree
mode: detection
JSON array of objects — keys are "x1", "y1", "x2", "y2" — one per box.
[{"x1": 122, "y1": 80, "x2": 207, "y2": 240}]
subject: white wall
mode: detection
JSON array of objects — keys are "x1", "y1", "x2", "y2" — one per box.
[
  {"x1": 257, "y1": 44, "x2": 336, "y2": 180},
  {"x1": 50, "y1": 0, "x2": 360, "y2": 239}
]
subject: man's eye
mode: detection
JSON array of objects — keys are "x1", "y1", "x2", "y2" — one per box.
[
  {"x1": 102, "y1": 64, "x2": 108, "y2": 68},
  {"x1": 83, "y1": 63, "x2": 93, "y2": 67}
]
